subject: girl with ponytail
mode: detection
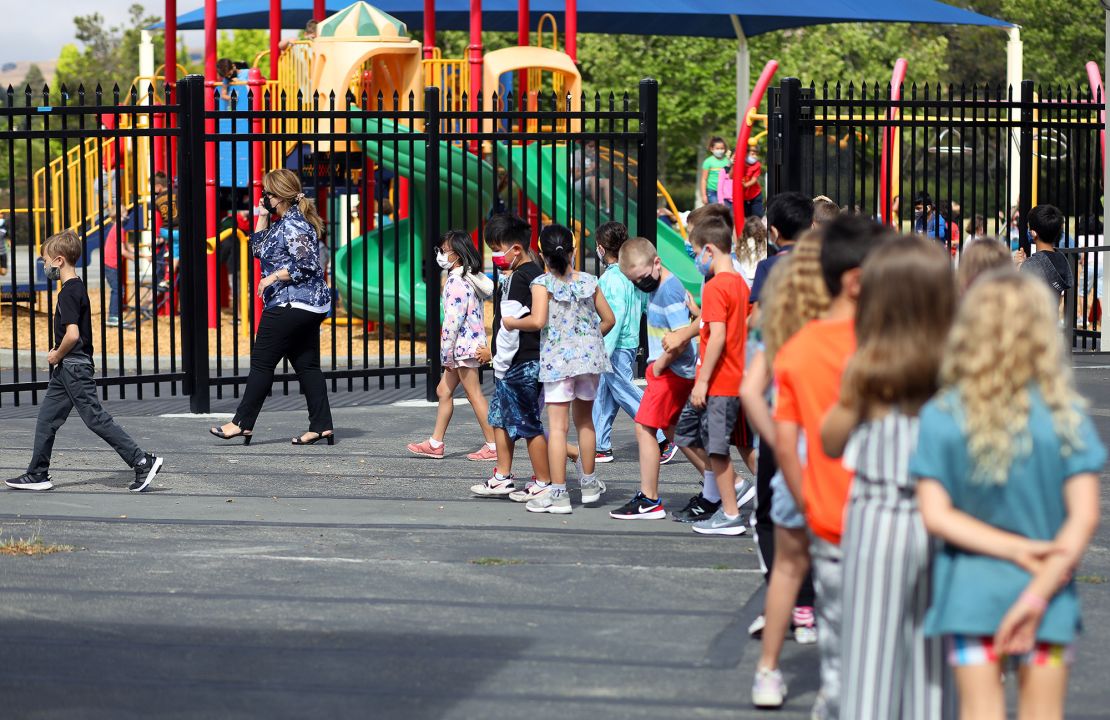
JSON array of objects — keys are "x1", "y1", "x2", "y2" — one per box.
[
  {"x1": 504, "y1": 224, "x2": 616, "y2": 515},
  {"x1": 210, "y1": 169, "x2": 335, "y2": 447}
]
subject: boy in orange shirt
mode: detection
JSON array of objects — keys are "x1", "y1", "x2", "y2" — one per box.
[
  {"x1": 772, "y1": 214, "x2": 885, "y2": 719},
  {"x1": 673, "y1": 216, "x2": 751, "y2": 535}
]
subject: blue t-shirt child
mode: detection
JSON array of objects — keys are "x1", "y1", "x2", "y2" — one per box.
[
  {"x1": 909, "y1": 386, "x2": 1106, "y2": 645},
  {"x1": 646, "y1": 274, "x2": 697, "y2": 379}
]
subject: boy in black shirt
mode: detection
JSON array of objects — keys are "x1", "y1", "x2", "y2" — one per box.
[
  {"x1": 470, "y1": 214, "x2": 552, "y2": 500},
  {"x1": 1021, "y1": 203, "x2": 1074, "y2": 297},
  {"x1": 6, "y1": 230, "x2": 163, "y2": 492}
]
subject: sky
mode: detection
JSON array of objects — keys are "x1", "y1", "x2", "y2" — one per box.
[{"x1": 0, "y1": 1, "x2": 208, "y2": 63}]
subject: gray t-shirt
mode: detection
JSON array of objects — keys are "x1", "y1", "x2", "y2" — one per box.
[{"x1": 1021, "y1": 249, "x2": 1073, "y2": 295}]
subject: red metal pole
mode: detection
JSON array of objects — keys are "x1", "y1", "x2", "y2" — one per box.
[
  {"x1": 270, "y1": 0, "x2": 281, "y2": 82},
  {"x1": 468, "y1": 0, "x2": 483, "y2": 118},
  {"x1": 165, "y1": 0, "x2": 177, "y2": 94},
  {"x1": 314, "y1": 0, "x2": 325, "y2": 21},
  {"x1": 423, "y1": 0, "x2": 436, "y2": 59},
  {"x1": 565, "y1": 0, "x2": 576, "y2": 62},
  {"x1": 205, "y1": 0, "x2": 218, "y2": 328},
  {"x1": 249, "y1": 68, "x2": 265, "y2": 329},
  {"x1": 517, "y1": 0, "x2": 528, "y2": 105}
]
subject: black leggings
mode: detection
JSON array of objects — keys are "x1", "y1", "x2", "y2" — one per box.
[
  {"x1": 233, "y1": 306, "x2": 332, "y2": 433},
  {"x1": 755, "y1": 442, "x2": 816, "y2": 608}
]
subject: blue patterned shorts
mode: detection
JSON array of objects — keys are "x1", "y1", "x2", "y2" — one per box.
[{"x1": 488, "y1": 360, "x2": 544, "y2": 441}]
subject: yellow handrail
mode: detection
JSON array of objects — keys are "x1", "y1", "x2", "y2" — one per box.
[
  {"x1": 537, "y1": 13, "x2": 559, "y2": 51},
  {"x1": 657, "y1": 181, "x2": 687, "y2": 239}
]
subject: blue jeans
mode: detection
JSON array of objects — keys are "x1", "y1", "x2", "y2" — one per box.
[
  {"x1": 592, "y1": 347, "x2": 666, "y2": 452},
  {"x1": 104, "y1": 265, "x2": 121, "y2": 318},
  {"x1": 744, "y1": 193, "x2": 765, "y2": 218}
]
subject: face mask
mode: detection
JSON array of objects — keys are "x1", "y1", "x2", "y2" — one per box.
[
  {"x1": 712, "y1": 149, "x2": 726, "y2": 159},
  {"x1": 262, "y1": 195, "x2": 276, "y2": 214},
  {"x1": 914, "y1": 209, "x2": 924, "y2": 221},
  {"x1": 596, "y1": 246, "x2": 607, "y2": 265},
  {"x1": 695, "y1": 247, "x2": 713, "y2": 277},
  {"x1": 632, "y1": 269, "x2": 660, "y2": 294},
  {"x1": 45, "y1": 263, "x2": 62, "y2": 281},
  {"x1": 436, "y1": 250, "x2": 454, "y2": 271},
  {"x1": 491, "y1": 250, "x2": 512, "y2": 271}
]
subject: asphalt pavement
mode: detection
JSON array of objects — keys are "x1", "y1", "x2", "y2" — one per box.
[{"x1": 0, "y1": 363, "x2": 1107, "y2": 719}]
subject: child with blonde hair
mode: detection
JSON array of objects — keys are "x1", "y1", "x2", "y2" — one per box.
[{"x1": 913, "y1": 272, "x2": 1104, "y2": 720}]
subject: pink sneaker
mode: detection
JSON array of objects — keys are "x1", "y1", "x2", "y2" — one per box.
[
  {"x1": 406, "y1": 439, "x2": 444, "y2": 459},
  {"x1": 466, "y1": 445, "x2": 498, "y2": 461}
]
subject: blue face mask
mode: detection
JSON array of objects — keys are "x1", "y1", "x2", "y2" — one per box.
[{"x1": 695, "y1": 247, "x2": 713, "y2": 277}]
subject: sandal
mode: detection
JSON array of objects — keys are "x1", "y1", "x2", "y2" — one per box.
[
  {"x1": 210, "y1": 426, "x2": 253, "y2": 445},
  {"x1": 292, "y1": 431, "x2": 334, "y2": 446}
]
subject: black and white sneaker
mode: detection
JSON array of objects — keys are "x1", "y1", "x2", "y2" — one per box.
[
  {"x1": 594, "y1": 449, "x2": 614, "y2": 464},
  {"x1": 130, "y1": 453, "x2": 163, "y2": 492},
  {"x1": 609, "y1": 492, "x2": 666, "y2": 520},
  {"x1": 5, "y1": 472, "x2": 53, "y2": 491},
  {"x1": 670, "y1": 494, "x2": 721, "y2": 523}
]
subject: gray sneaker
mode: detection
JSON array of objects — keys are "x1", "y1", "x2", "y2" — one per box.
[
  {"x1": 580, "y1": 477, "x2": 606, "y2": 504},
  {"x1": 526, "y1": 487, "x2": 572, "y2": 514},
  {"x1": 752, "y1": 667, "x2": 787, "y2": 708},
  {"x1": 735, "y1": 478, "x2": 756, "y2": 508},
  {"x1": 692, "y1": 507, "x2": 747, "y2": 536}
]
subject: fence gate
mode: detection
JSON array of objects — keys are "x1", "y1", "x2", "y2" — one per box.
[{"x1": 767, "y1": 76, "x2": 1108, "y2": 352}]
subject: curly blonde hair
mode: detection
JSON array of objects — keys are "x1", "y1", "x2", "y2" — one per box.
[
  {"x1": 941, "y1": 271, "x2": 1085, "y2": 485},
  {"x1": 762, "y1": 231, "x2": 830, "y2": 366}
]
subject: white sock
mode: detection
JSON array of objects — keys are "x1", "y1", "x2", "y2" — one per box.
[
  {"x1": 550, "y1": 484, "x2": 567, "y2": 497},
  {"x1": 428, "y1": 437, "x2": 444, "y2": 449},
  {"x1": 486, "y1": 441, "x2": 496, "y2": 451},
  {"x1": 580, "y1": 471, "x2": 596, "y2": 484},
  {"x1": 494, "y1": 471, "x2": 512, "y2": 482},
  {"x1": 702, "y1": 470, "x2": 721, "y2": 502}
]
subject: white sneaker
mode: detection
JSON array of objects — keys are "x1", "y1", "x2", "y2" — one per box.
[
  {"x1": 526, "y1": 487, "x2": 572, "y2": 514},
  {"x1": 752, "y1": 667, "x2": 787, "y2": 709},
  {"x1": 470, "y1": 474, "x2": 516, "y2": 497},
  {"x1": 580, "y1": 477, "x2": 606, "y2": 504},
  {"x1": 735, "y1": 478, "x2": 756, "y2": 508},
  {"x1": 747, "y1": 614, "x2": 766, "y2": 638},
  {"x1": 794, "y1": 624, "x2": 818, "y2": 645},
  {"x1": 508, "y1": 478, "x2": 549, "y2": 503}
]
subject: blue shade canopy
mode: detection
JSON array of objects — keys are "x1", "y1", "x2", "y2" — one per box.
[{"x1": 154, "y1": 0, "x2": 1011, "y2": 38}]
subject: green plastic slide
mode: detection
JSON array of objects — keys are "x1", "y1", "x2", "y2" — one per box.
[
  {"x1": 494, "y1": 143, "x2": 702, "y2": 299},
  {"x1": 335, "y1": 116, "x2": 495, "y2": 327}
]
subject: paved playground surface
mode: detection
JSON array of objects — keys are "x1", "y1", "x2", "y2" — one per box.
[{"x1": 0, "y1": 365, "x2": 1108, "y2": 719}]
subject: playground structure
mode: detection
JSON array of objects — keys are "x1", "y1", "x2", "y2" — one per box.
[{"x1": 14, "y1": 0, "x2": 698, "y2": 332}]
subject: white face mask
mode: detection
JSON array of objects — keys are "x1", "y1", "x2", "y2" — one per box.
[
  {"x1": 712, "y1": 149, "x2": 726, "y2": 159},
  {"x1": 596, "y1": 246, "x2": 607, "y2": 264},
  {"x1": 436, "y1": 250, "x2": 454, "y2": 271}
]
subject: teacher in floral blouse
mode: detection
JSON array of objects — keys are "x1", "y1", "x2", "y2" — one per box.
[{"x1": 210, "y1": 169, "x2": 335, "y2": 446}]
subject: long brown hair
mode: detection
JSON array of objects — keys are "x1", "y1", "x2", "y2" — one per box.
[
  {"x1": 263, "y1": 169, "x2": 325, "y2": 240},
  {"x1": 842, "y1": 235, "x2": 956, "y2": 417},
  {"x1": 957, "y1": 236, "x2": 1012, "y2": 292}
]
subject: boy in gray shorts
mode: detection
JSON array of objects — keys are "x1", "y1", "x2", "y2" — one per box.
[{"x1": 673, "y1": 217, "x2": 750, "y2": 535}]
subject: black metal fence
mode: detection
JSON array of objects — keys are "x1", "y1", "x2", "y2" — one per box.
[
  {"x1": 768, "y1": 77, "x2": 1107, "y2": 350},
  {"x1": 0, "y1": 75, "x2": 658, "y2": 408}
]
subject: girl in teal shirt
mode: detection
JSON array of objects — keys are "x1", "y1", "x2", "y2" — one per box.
[{"x1": 913, "y1": 271, "x2": 1105, "y2": 720}]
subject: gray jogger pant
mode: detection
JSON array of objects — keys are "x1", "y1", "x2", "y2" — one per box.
[
  {"x1": 28, "y1": 359, "x2": 144, "y2": 475},
  {"x1": 810, "y1": 535, "x2": 844, "y2": 720}
]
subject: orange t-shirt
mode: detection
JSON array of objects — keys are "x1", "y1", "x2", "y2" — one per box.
[
  {"x1": 773, "y1": 317, "x2": 856, "y2": 545},
  {"x1": 697, "y1": 271, "x2": 749, "y2": 396}
]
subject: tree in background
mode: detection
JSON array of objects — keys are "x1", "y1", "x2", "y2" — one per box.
[
  {"x1": 217, "y1": 30, "x2": 270, "y2": 71},
  {"x1": 54, "y1": 4, "x2": 164, "y2": 100}
]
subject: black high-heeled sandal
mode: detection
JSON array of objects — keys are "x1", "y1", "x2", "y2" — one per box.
[
  {"x1": 210, "y1": 426, "x2": 253, "y2": 445},
  {"x1": 292, "y1": 431, "x2": 334, "y2": 446}
]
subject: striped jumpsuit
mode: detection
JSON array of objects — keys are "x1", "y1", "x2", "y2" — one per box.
[{"x1": 840, "y1": 412, "x2": 954, "y2": 720}]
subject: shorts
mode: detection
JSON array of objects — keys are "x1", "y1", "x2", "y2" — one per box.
[
  {"x1": 544, "y1": 373, "x2": 600, "y2": 403},
  {"x1": 634, "y1": 364, "x2": 695, "y2": 430},
  {"x1": 446, "y1": 357, "x2": 480, "y2": 369},
  {"x1": 488, "y1": 360, "x2": 544, "y2": 441},
  {"x1": 946, "y1": 635, "x2": 1074, "y2": 668},
  {"x1": 770, "y1": 470, "x2": 805, "y2": 529},
  {"x1": 673, "y1": 395, "x2": 740, "y2": 457}
]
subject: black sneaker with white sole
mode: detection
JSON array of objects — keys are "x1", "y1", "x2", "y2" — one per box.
[
  {"x1": 670, "y1": 494, "x2": 721, "y2": 523},
  {"x1": 609, "y1": 492, "x2": 666, "y2": 520},
  {"x1": 130, "y1": 453, "x2": 163, "y2": 492},
  {"x1": 5, "y1": 472, "x2": 53, "y2": 491},
  {"x1": 594, "y1": 449, "x2": 614, "y2": 464}
]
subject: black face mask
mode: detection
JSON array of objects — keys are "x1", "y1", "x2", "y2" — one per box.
[
  {"x1": 632, "y1": 271, "x2": 660, "y2": 294},
  {"x1": 262, "y1": 195, "x2": 276, "y2": 214}
]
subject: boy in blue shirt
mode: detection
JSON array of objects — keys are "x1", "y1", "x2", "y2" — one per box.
[{"x1": 609, "y1": 237, "x2": 700, "y2": 520}]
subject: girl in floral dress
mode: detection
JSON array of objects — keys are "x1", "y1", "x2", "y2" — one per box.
[
  {"x1": 406, "y1": 231, "x2": 498, "y2": 461},
  {"x1": 504, "y1": 224, "x2": 615, "y2": 514}
]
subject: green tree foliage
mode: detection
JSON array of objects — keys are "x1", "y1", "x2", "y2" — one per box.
[
  {"x1": 218, "y1": 30, "x2": 271, "y2": 68},
  {"x1": 54, "y1": 4, "x2": 164, "y2": 99}
]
